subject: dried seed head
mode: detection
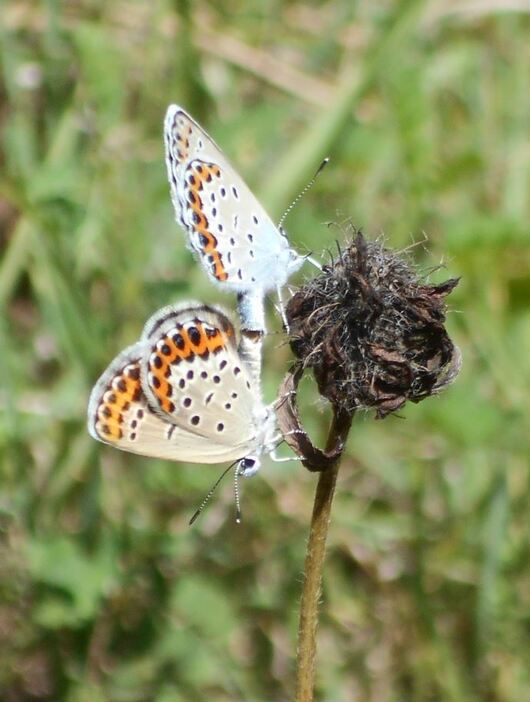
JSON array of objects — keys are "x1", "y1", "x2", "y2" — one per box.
[{"x1": 286, "y1": 231, "x2": 461, "y2": 418}]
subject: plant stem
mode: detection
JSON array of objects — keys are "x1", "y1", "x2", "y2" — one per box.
[{"x1": 295, "y1": 412, "x2": 352, "y2": 702}]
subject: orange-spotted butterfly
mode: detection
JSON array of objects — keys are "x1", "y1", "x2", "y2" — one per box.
[
  {"x1": 88, "y1": 302, "x2": 281, "y2": 477},
  {"x1": 164, "y1": 105, "x2": 306, "y2": 332}
]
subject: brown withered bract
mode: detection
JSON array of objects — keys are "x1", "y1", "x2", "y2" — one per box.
[
  {"x1": 285, "y1": 230, "x2": 461, "y2": 419},
  {"x1": 276, "y1": 230, "x2": 462, "y2": 470}
]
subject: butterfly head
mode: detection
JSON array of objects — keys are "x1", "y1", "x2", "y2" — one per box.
[
  {"x1": 234, "y1": 404, "x2": 278, "y2": 479},
  {"x1": 237, "y1": 455, "x2": 261, "y2": 478}
]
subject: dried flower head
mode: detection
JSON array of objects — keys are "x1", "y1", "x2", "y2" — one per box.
[{"x1": 286, "y1": 231, "x2": 461, "y2": 419}]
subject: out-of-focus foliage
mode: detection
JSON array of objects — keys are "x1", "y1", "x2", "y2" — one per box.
[{"x1": 0, "y1": 1, "x2": 529, "y2": 700}]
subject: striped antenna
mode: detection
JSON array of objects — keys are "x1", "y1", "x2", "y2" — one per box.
[
  {"x1": 189, "y1": 461, "x2": 237, "y2": 525},
  {"x1": 277, "y1": 158, "x2": 330, "y2": 230},
  {"x1": 234, "y1": 467, "x2": 242, "y2": 524}
]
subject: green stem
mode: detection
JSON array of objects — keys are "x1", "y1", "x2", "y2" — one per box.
[{"x1": 295, "y1": 412, "x2": 353, "y2": 702}]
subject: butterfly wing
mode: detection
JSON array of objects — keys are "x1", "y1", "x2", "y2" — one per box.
[
  {"x1": 164, "y1": 105, "x2": 294, "y2": 290},
  {"x1": 88, "y1": 343, "x2": 253, "y2": 464},
  {"x1": 140, "y1": 302, "x2": 266, "y2": 452}
]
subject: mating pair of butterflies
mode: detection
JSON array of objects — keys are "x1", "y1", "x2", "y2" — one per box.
[{"x1": 88, "y1": 105, "x2": 306, "y2": 474}]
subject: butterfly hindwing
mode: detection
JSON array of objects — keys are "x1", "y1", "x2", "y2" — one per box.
[
  {"x1": 140, "y1": 303, "x2": 264, "y2": 452},
  {"x1": 88, "y1": 342, "x2": 254, "y2": 464}
]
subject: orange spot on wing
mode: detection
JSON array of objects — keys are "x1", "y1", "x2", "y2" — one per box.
[
  {"x1": 148, "y1": 324, "x2": 229, "y2": 412},
  {"x1": 203, "y1": 326, "x2": 227, "y2": 353},
  {"x1": 187, "y1": 162, "x2": 228, "y2": 282},
  {"x1": 190, "y1": 329, "x2": 208, "y2": 356},
  {"x1": 96, "y1": 364, "x2": 142, "y2": 442},
  {"x1": 150, "y1": 331, "x2": 199, "y2": 411},
  {"x1": 175, "y1": 122, "x2": 192, "y2": 161}
]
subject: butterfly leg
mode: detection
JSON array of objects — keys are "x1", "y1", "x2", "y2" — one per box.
[
  {"x1": 270, "y1": 429, "x2": 307, "y2": 443},
  {"x1": 269, "y1": 447, "x2": 302, "y2": 463},
  {"x1": 276, "y1": 285, "x2": 290, "y2": 332},
  {"x1": 269, "y1": 434, "x2": 304, "y2": 462},
  {"x1": 274, "y1": 388, "x2": 297, "y2": 407},
  {"x1": 305, "y1": 254, "x2": 322, "y2": 271}
]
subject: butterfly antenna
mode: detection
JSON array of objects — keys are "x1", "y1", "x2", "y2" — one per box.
[
  {"x1": 277, "y1": 157, "x2": 330, "y2": 230},
  {"x1": 189, "y1": 461, "x2": 237, "y2": 526},
  {"x1": 234, "y1": 466, "x2": 242, "y2": 524}
]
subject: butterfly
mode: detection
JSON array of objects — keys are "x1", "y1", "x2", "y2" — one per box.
[
  {"x1": 87, "y1": 302, "x2": 281, "y2": 477},
  {"x1": 163, "y1": 105, "x2": 306, "y2": 332}
]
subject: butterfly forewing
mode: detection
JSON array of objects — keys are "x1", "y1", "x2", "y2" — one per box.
[
  {"x1": 140, "y1": 303, "x2": 263, "y2": 451},
  {"x1": 88, "y1": 343, "x2": 255, "y2": 463},
  {"x1": 164, "y1": 105, "x2": 292, "y2": 290}
]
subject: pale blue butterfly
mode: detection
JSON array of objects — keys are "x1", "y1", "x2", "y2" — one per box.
[{"x1": 164, "y1": 105, "x2": 307, "y2": 333}]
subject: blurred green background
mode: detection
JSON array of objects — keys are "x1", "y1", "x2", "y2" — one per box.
[{"x1": 1, "y1": 1, "x2": 529, "y2": 700}]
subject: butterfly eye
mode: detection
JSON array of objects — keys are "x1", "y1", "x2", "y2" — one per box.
[{"x1": 239, "y1": 456, "x2": 260, "y2": 478}]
